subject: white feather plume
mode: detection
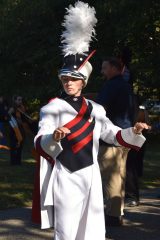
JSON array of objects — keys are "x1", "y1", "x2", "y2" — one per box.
[{"x1": 61, "y1": 1, "x2": 97, "y2": 56}]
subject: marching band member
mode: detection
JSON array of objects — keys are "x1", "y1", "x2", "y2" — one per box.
[
  {"x1": 32, "y1": 2, "x2": 148, "y2": 239},
  {"x1": 8, "y1": 95, "x2": 25, "y2": 165}
]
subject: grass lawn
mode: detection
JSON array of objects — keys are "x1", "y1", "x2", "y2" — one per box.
[
  {"x1": 0, "y1": 133, "x2": 159, "y2": 210},
  {"x1": 0, "y1": 135, "x2": 36, "y2": 210},
  {"x1": 141, "y1": 133, "x2": 160, "y2": 188}
]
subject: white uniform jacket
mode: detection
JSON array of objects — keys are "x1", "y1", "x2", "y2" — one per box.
[{"x1": 34, "y1": 97, "x2": 146, "y2": 229}]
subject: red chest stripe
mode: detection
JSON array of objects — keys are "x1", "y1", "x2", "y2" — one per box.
[
  {"x1": 64, "y1": 97, "x2": 87, "y2": 129},
  {"x1": 72, "y1": 131, "x2": 93, "y2": 154},
  {"x1": 67, "y1": 119, "x2": 92, "y2": 141}
]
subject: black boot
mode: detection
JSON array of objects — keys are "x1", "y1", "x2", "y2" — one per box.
[{"x1": 105, "y1": 215, "x2": 123, "y2": 227}]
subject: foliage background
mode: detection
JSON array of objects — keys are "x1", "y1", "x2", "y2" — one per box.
[{"x1": 0, "y1": 0, "x2": 160, "y2": 106}]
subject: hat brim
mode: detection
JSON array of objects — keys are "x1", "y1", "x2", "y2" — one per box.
[{"x1": 58, "y1": 70, "x2": 86, "y2": 80}]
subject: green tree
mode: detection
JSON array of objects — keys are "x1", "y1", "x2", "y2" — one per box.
[{"x1": 0, "y1": 0, "x2": 160, "y2": 104}]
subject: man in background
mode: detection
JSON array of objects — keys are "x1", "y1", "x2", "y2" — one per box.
[{"x1": 96, "y1": 57, "x2": 134, "y2": 227}]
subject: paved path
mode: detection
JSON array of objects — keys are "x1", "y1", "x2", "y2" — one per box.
[
  {"x1": 106, "y1": 188, "x2": 160, "y2": 240},
  {"x1": 0, "y1": 188, "x2": 160, "y2": 240}
]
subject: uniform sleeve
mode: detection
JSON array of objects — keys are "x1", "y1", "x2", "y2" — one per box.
[
  {"x1": 99, "y1": 106, "x2": 146, "y2": 150},
  {"x1": 34, "y1": 106, "x2": 63, "y2": 163}
]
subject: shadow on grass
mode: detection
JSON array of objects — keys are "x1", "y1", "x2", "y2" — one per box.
[
  {"x1": 0, "y1": 208, "x2": 52, "y2": 240},
  {"x1": 140, "y1": 134, "x2": 160, "y2": 189},
  {"x1": 0, "y1": 147, "x2": 36, "y2": 210}
]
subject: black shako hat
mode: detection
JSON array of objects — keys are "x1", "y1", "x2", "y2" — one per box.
[
  {"x1": 59, "y1": 50, "x2": 96, "y2": 86},
  {"x1": 58, "y1": 1, "x2": 97, "y2": 87}
]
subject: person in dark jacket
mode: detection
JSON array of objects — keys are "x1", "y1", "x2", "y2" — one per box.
[{"x1": 97, "y1": 57, "x2": 134, "y2": 227}]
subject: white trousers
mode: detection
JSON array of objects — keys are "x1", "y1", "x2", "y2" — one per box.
[{"x1": 53, "y1": 162, "x2": 105, "y2": 240}]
